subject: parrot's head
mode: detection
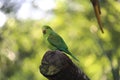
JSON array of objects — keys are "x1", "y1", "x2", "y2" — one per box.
[{"x1": 42, "y1": 25, "x2": 53, "y2": 35}]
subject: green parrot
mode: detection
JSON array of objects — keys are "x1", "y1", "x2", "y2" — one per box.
[
  {"x1": 90, "y1": 0, "x2": 104, "y2": 33},
  {"x1": 42, "y1": 25, "x2": 79, "y2": 61}
]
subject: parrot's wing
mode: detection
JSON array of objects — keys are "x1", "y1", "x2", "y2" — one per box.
[
  {"x1": 48, "y1": 32, "x2": 79, "y2": 61},
  {"x1": 47, "y1": 32, "x2": 68, "y2": 50}
]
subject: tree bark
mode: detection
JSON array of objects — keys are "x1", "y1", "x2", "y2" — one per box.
[{"x1": 39, "y1": 50, "x2": 90, "y2": 80}]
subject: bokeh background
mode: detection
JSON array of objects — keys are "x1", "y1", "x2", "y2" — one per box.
[{"x1": 0, "y1": 0, "x2": 120, "y2": 80}]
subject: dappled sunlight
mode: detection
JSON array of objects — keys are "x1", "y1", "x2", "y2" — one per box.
[{"x1": 0, "y1": 11, "x2": 7, "y2": 27}]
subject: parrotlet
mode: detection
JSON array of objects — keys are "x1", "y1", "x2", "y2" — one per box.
[{"x1": 42, "y1": 25, "x2": 79, "y2": 61}]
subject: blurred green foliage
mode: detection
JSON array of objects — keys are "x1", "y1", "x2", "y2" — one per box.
[{"x1": 0, "y1": 0, "x2": 120, "y2": 80}]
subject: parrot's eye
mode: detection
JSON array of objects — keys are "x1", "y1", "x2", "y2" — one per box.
[{"x1": 43, "y1": 30, "x2": 46, "y2": 34}]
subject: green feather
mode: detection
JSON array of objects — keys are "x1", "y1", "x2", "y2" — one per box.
[{"x1": 42, "y1": 25, "x2": 79, "y2": 61}]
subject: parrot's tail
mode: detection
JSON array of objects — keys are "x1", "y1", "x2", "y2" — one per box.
[{"x1": 65, "y1": 50, "x2": 79, "y2": 61}]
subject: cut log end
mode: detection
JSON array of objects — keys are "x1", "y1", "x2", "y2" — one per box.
[{"x1": 39, "y1": 50, "x2": 90, "y2": 80}]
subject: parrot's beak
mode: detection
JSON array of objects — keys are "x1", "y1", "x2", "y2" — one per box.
[{"x1": 43, "y1": 29, "x2": 46, "y2": 34}]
